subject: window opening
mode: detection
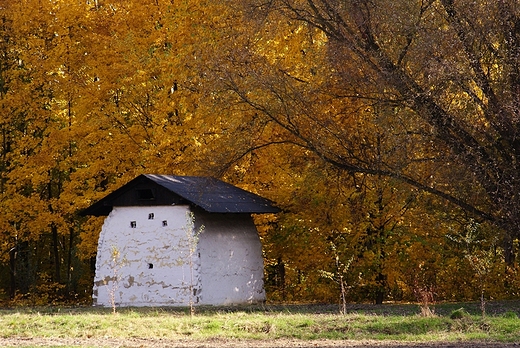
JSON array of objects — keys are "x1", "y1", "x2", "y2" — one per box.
[
  {"x1": 162, "y1": 220, "x2": 168, "y2": 227},
  {"x1": 148, "y1": 213, "x2": 154, "y2": 220},
  {"x1": 148, "y1": 263, "x2": 154, "y2": 269},
  {"x1": 136, "y1": 188, "x2": 155, "y2": 200},
  {"x1": 130, "y1": 221, "x2": 137, "y2": 228}
]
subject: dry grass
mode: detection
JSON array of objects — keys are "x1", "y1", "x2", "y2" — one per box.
[{"x1": 0, "y1": 301, "x2": 518, "y2": 347}]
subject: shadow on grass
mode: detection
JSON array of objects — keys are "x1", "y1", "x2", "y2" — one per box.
[{"x1": 0, "y1": 300, "x2": 519, "y2": 318}]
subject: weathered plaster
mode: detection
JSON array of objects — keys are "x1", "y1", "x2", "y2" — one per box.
[
  {"x1": 93, "y1": 205, "x2": 198, "y2": 307},
  {"x1": 196, "y1": 212, "x2": 266, "y2": 305},
  {"x1": 93, "y1": 205, "x2": 266, "y2": 307}
]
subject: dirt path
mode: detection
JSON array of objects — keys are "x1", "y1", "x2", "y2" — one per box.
[{"x1": 1, "y1": 337, "x2": 518, "y2": 347}]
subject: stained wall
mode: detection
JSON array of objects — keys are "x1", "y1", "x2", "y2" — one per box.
[{"x1": 92, "y1": 205, "x2": 265, "y2": 307}]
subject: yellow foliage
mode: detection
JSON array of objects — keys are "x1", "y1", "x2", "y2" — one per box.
[{"x1": 1, "y1": 0, "x2": 519, "y2": 305}]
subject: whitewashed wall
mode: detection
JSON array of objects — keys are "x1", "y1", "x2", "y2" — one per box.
[
  {"x1": 196, "y1": 213, "x2": 266, "y2": 305},
  {"x1": 93, "y1": 205, "x2": 266, "y2": 307},
  {"x1": 93, "y1": 205, "x2": 198, "y2": 307}
]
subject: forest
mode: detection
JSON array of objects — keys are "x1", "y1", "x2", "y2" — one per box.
[{"x1": 0, "y1": 0, "x2": 519, "y2": 306}]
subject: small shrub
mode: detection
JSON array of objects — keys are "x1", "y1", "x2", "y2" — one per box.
[
  {"x1": 449, "y1": 309, "x2": 475, "y2": 333},
  {"x1": 450, "y1": 308, "x2": 470, "y2": 320},
  {"x1": 502, "y1": 310, "x2": 518, "y2": 319}
]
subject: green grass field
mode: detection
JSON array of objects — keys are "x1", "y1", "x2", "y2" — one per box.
[{"x1": 0, "y1": 301, "x2": 519, "y2": 347}]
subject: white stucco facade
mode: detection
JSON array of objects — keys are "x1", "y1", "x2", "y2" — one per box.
[
  {"x1": 92, "y1": 205, "x2": 265, "y2": 307},
  {"x1": 196, "y1": 213, "x2": 266, "y2": 305}
]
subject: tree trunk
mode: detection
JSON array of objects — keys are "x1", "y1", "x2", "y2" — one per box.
[
  {"x1": 277, "y1": 257, "x2": 286, "y2": 301},
  {"x1": 9, "y1": 245, "x2": 16, "y2": 299},
  {"x1": 375, "y1": 272, "x2": 385, "y2": 305},
  {"x1": 66, "y1": 227, "x2": 74, "y2": 295},
  {"x1": 52, "y1": 224, "x2": 61, "y2": 284}
]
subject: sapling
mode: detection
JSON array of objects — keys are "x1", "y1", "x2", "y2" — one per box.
[
  {"x1": 447, "y1": 220, "x2": 496, "y2": 317},
  {"x1": 413, "y1": 282, "x2": 436, "y2": 317},
  {"x1": 105, "y1": 245, "x2": 126, "y2": 314},
  {"x1": 184, "y1": 212, "x2": 204, "y2": 317},
  {"x1": 320, "y1": 242, "x2": 354, "y2": 315}
]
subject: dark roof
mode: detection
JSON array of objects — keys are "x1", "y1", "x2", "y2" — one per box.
[{"x1": 81, "y1": 174, "x2": 280, "y2": 216}]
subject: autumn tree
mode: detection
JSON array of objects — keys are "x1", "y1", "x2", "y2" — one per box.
[
  {"x1": 1, "y1": 0, "x2": 519, "y2": 305},
  {"x1": 214, "y1": 0, "x2": 520, "y2": 266},
  {"x1": 0, "y1": 0, "x2": 227, "y2": 302}
]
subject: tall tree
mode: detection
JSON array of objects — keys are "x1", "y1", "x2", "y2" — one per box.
[
  {"x1": 0, "y1": 0, "x2": 227, "y2": 302},
  {"x1": 216, "y1": 0, "x2": 520, "y2": 263}
]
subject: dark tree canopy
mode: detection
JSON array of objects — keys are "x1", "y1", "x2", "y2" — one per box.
[{"x1": 221, "y1": 0, "x2": 520, "y2": 263}]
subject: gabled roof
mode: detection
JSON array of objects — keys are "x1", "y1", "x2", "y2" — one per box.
[{"x1": 81, "y1": 174, "x2": 280, "y2": 216}]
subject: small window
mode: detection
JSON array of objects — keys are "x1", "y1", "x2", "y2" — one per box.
[
  {"x1": 136, "y1": 188, "x2": 155, "y2": 200},
  {"x1": 162, "y1": 220, "x2": 168, "y2": 227},
  {"x1": 130, "y1": 221, "x2": 137, "y2": 228},
  {"x1": 148, "y1": 263, "x2": 154, "y2": 269},
  {"x1": 148, "y1": 213, "x2": 154, "y2": 220}
]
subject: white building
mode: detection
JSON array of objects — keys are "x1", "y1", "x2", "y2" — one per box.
[{"x1": 82, "y1": 174, "x2": 279, "y2": 307}]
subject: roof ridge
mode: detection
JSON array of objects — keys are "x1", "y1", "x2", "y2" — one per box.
[{"x1": 82, "y1": 174, "x2": 279, "y2": 216}]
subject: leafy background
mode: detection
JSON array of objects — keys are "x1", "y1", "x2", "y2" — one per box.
[{"x1": 0, "y1": 0, "x2": 519, "y2": 306}]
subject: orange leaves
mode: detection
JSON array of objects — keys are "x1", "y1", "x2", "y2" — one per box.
[
  {"x1": 0, "y1": 0, "x2": 235, "y2": 301},
  {"x1": 1, "y1": 0, "x2": 518, "y2": 304},
  {"x1": 1, "y1": 194, "x2": 56, "y2": 240}
]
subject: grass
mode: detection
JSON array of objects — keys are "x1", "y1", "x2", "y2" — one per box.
[{"x1": 0, "y1": 301, "x2": 519, "y2": 347}]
